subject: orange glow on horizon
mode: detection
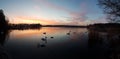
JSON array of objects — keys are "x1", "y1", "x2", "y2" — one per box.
[
  {"x1": 9, "y1": 16, "x2": 63, "y2": 25},
  {"x1": 9, "y1": 16, "x2": 89, "y2": 25}
]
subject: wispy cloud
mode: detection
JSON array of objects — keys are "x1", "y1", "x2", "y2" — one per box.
[
  {"x1": 89, "y1": 16, "x2": 108, "y2": 24},
  {"x1": 35, "y1": 0, "x2": 88, "y2": 25},
  {"x1": 34, "y1": 5, "x2": 40, "y2": 10}
]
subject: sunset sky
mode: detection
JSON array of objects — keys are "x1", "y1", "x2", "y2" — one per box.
[{"x1": 0, "y1": 0, "x2": 107, "y2": 25}]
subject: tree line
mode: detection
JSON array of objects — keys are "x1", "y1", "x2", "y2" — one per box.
[{"x1": 0, "y1": 9, "x2": 41, "y2": 30}]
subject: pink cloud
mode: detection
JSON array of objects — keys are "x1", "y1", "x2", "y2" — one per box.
[
  {"x1": 36, "y1": 0, "x2": 88, "y2": 25},
  {"x1": 38, "y1": 0, "x2": 71, "y2": 12},
  {"x1": 34, "y1": 5, "x2": 40, "y2": 10}
]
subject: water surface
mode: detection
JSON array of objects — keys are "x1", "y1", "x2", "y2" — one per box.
[{"x1": 0, "y1": 27, "x2": 120, "y2": 59}]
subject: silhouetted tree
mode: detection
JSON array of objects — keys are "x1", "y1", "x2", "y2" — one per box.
[
  {"x1": 0, "y1": 9, "x2": 8, "y2": 30},
  {"x1": 98, "y1": 0, "x2": 120, "y2": 23},
  {"x1": 0, "y1": 9, "x2": 10, "y2": 59}
]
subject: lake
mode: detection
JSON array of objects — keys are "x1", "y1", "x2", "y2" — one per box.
[{"x1": 0, "y1": 27, "x2": 120, "y2": 59}]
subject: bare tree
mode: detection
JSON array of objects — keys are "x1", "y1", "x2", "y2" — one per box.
[{"x1": 98, "y1": 0, "x2": 120, "y2": 23}]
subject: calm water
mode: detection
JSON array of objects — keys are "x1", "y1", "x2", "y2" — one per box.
[{"x1": 0, "y1": 27, "x2": 120, "y2": 59}]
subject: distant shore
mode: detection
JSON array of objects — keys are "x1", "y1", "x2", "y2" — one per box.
[
  {"x1": 6, "y1": 23, "x2": 120, "y2": 30},
  {"x1": 8, "y1": 24, "x2": 87, "y2": 30},
  {"x1": 42, "y1": 25, "x2": 87, "y2": 28}
]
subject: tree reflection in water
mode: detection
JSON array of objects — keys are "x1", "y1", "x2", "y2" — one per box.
[
  {"x1": 88, "y1": 28, "x2": 120, "y2": 59},
  {"x1": 0, "y1": 29, "x2": 11, "y2": 59}
]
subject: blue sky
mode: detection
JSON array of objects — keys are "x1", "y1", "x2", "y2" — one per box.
[{"x1": 0, "y1": 0, "x2": 107, "y2": 25}]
